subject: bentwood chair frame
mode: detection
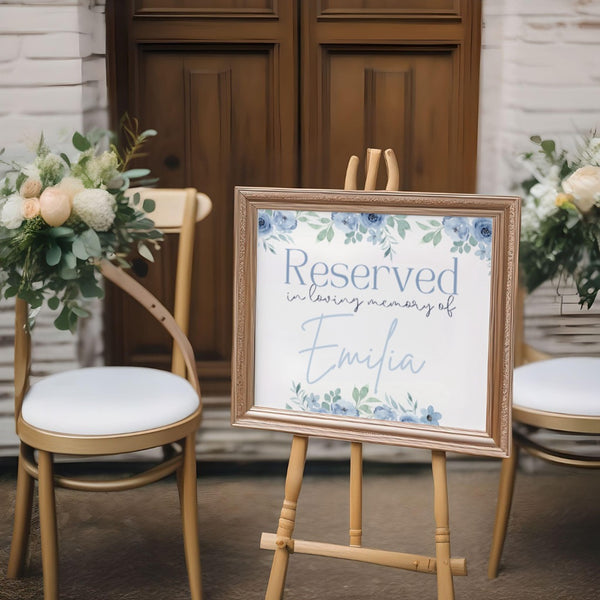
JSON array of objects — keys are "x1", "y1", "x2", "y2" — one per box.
[
  {"x1": 488, "y1": 287, "x2": 600, "y2": 578},
  {"x1": 7, "y1": 188, "x2": 211, "y2": 600}
]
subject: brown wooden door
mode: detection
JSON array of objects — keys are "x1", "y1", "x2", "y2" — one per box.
[{"x1": 105, "y1": 0, "x2": 481, "y2": 395}]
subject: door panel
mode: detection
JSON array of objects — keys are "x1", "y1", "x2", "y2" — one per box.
[
  {"x1": 320, "y1": 49, "x2": 456, "y2": 191},
  {"x1": 301, "y1": 0, "x2": 480, "y2": 192}
]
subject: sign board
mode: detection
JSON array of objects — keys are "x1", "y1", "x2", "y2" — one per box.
[{"x1": 232, "y1": 188, "x2": 520, "y2": 457}]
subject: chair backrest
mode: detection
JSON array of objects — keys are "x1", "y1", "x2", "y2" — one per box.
[{"x1": 127, "y1": 187, "x2": 212, "y2": 376}]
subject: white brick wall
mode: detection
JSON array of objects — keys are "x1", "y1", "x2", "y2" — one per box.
[
  {"x1": 0, "y1": 1, "x2": 108, "y2": 440},
  {"x1": 477, "y1": 0, "x2": 600, "y2": 196},
  {"x1": 0, "y1": 0, "x2": 107, "y2": 169}
]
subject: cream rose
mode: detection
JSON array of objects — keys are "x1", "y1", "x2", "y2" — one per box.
[
  {"x1": 57, "y1": 176, "x2": 85, "y2": 204},
  {"x1": 562, "y1": 166, "x2": 600, "y2": 214},
  {"x1": 22, "y1": 198, "x2": 41, "y2": 219},
  {"x1": 39, "y1": 187, "x2": 72, "y2": 227}
]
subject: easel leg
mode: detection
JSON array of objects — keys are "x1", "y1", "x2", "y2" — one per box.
[
  {"x1": 265, "y1": 435, "x2": 308, "y2": 600},
  {"x1": 349, "y1": 442, "x2": 362, "y2": 547},
  {"x1": 432, "y1": 451, "x2": 455, "y2": 600}
]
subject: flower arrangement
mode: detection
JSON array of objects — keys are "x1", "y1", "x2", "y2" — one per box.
[
  {"x1": 519, "y1": 134, "x2": 600, "y2": 307},
  {"x1": 289, "y1": 382, "x2": 442, "y2": 426},
  {"x1": 0, "y1": 118, "x2": 162, "y2": 331},
  {"x1": 258, "y1": 209, "x2": 493, "y2": 263}
]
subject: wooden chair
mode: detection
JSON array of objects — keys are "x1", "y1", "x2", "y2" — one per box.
[
  {"x1": 7, "y1": 187, "x2": 212, "y2": 600},
  {"x1": 488, "y1": 288, "x2": 600, "y2": 578}
]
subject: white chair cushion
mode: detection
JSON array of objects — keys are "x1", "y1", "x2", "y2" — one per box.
[
  {"x1": 21, "y1": 367, "x2": 199, "y2": 435},
  {"x1": 514, "y1": 357, "x2": 600, "y2": 416}
]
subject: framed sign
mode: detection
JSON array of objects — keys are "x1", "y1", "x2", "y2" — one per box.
[{"x1": 232, "y1": 187, "x2": 520, "y2": 457}]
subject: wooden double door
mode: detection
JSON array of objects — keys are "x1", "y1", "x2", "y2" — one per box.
[{"x1": 106, "y1": 0, "x2": 482, "y2": 394}]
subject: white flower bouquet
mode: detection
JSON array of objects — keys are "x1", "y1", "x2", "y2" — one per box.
[
  {"x1": 519, "y1": 134, "x2": 600, "y2": 307},
  {"x1": 0, "y1": 118, "x2": 162, "y2": 331}
]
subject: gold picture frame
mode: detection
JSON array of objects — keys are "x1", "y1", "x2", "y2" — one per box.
[{"x1": 232, "y1": 187, "x2": 520, "y2": 457}]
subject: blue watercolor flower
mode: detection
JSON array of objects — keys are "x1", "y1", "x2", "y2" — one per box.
[
  {"x1": 331, "y1": 212, "x2": 358, "y2": 233},
  {"x1": 400, "y1": 413, "x2": 419, "y2": 424},
  {"x1": 475, "y1": 241, "x2": 492, "y2": 261},
  {"x1": 360, "y1": 213, "x2": 385, "y2": 229},
  {"x1": 273, "y1": 210, "x2": 298, "y2": 232},
  {"x1": 420, "y1": 405, "x2": 442, "y2": 426},
  {"x1": 367, "y1": 230, "x2": 383, "y2": 244},
  {"x1": 442, "y1": 216, "x2": 470, "y2": 241},
  {"x1": 471, "y1": 218, "x2": 493, "y2": 244},
  {"x1": 373, "y1": 405, "x2": 398, "y2": 421},
  {"x1": 258, "y1": 212, "x2": 272, "y2": 236},
  {"x1": 332, "y1": 400, "x2": 360, "y2": 417},
  {"x1": 306, "y1": 393, "x2": 322, "y2": 412}
]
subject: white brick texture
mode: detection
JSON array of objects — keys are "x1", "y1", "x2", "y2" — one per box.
[
  {"x1": 0, "y1": 1, "x2": 107, "y2": 160},
  {"x1": 477, "y1": 0, "x2": 600, "y2": 196}
]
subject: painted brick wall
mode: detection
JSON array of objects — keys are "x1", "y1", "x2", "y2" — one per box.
[
  {"x1": 0, "y1": 0, "x2": 107, "y2": 171},
  {"x1": 478, "y1": 0, "x2": 600, "y2": 196}
]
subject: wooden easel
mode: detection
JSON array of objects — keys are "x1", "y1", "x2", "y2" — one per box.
[{"x1": 260, "y1": 149, "x2": 466, "y2": 599}]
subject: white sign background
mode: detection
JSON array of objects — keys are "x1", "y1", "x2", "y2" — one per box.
[{"x1": 254, "y1": 210, "x2": 493, "y2": 432}]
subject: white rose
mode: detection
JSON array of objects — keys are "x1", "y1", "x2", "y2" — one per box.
[
  {"x1": 0, "y1": 194, "x2": 25, "y2": 229},
  {"x1": 562, "y1": 165, "x2": 600, "y2": 214},
  {"x1": 22, "y1": 163, "x2": 41, "y2": 180}
]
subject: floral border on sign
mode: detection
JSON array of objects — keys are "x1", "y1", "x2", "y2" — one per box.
[
  {"x1": 287, "y1": 382, "x2": 442, "y2": 426},
  {"x1": 257, "y1": 209, "x2": 492, "y2": 263}
]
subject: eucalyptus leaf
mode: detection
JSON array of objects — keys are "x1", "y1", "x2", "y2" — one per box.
[
  {"x1": 49, "y1": 226, "x2": 74, "y2": 238},
  {"x1": 72, "y1": 131, "x2": 91, "y2": 151},
  {"x1": 137, "y1": 242, "x2": 154, "y2": 262},
  {"x1": 142, "y1": 199, "x2": 156, "y2": 213},
  {"x1": 79, "y1": 278, "x2": 104, "y2": 298},
  {"x1": 72, "y1": 237, "x2": 89, "y2": 260},
  {"x1": 54, "y1": 306, "x2": 72, "y2": 330},
  {"x1": 80, "y1": 229, "x2": 102, "y2": 257},
  {"x1": 46, "y1": 245, "x2": 62, "y2": 266},
  {"x1": 71, "y1": 305, "x2": 91, "y2": 318},
  {"x1": 122, "y1": 168, "x2": 150, "y2": 179},
  {"x1": 62, "y1": 251, "x2": 77, "y2": 269}
]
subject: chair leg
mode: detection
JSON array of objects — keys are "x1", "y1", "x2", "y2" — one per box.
[
  {"x1": 180, "y1": 433, "x2": 202, "y2": 600},
  {"x1": 38, "y1": 450, "x2": 59, "y2": 600},
  {"x1": 488, "y1": 444, "x2": 520, "y2": 579},
  {"x1": 7, "y1": 446, "x2": 35, "y2": 578}
]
